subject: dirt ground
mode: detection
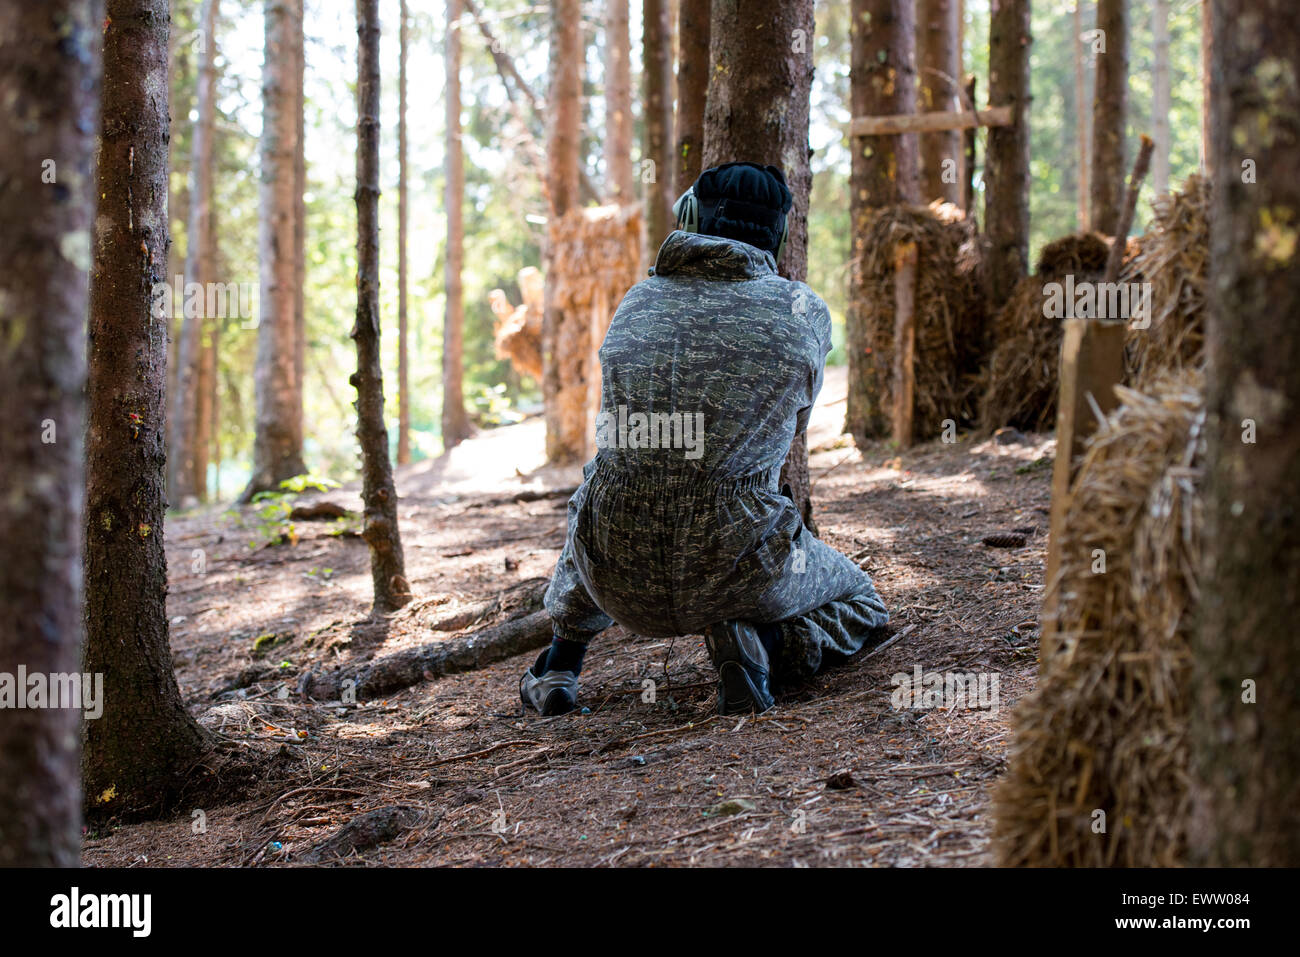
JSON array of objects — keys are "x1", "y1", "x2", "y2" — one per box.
[{"x1": 82, "y1": 369, "x2": 1054, "y2": 867}]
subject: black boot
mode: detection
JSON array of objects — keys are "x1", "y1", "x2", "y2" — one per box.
[{"x1": 705, "y1": 620, "x2": 776, "y2": 715}]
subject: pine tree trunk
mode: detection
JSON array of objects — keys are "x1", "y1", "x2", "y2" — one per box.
[
  {"x1": 543, "y1": 0, "x2": 585, "y2": 464},
  {"x1": 1074, "y1": 0, "x2": 1090, "y2": 230},
  {"x1": 165, "y1": 1, "x2": 193, "y2": 486},
  {"x1": 604, "y1": 0, "x2": 635, "y2": 203},
  {"x1": 442, "y1": 0, "x2": 472, "y2": 450},
  {"x1": 172, "y1": 0, "x2": 219, "y2": 505},
  {"x1": 1152, "y1": 0, "x2": 1170, "y2": 196},
  {"x1": 244, "y1": 0, "x2": 306, "y2": 500},
  {"x1": 353, "y1": 0, "x2": 410, "y2": 613},
  {"x1": 983, "y1": 0, "x2": 1031, "y2": 310},
  {"x1": 1089, "y1": 0, "x2": 1126, "y2": 235},
  {"x1": 292, "y1": 0, "x2": 306, "y2": 468},
  {"x1": 84, "y1": 0, "x2": 212, "y2": 817},
  {"x1": 916, "y1": 0, "x2": 962, "y2": 204},
  {"x1": 703, "y1": 0, "x2": 818, "y2": 533},
  {"x1": 674, "y1": 0, "x2": 710, "y2": 196},
  {"x1": 0, "y1": 0, "x2": 100, "y2": 866},
  {"x1": 643, "y1": 0, "x2": 675, "y2": 251},
  {"x1": 397, "y1": 0, "x2": 411, "y2": 464},
  {"x1": 1199, "y1": 0, "x2": 1213, "y2": 178},
  {"x1": 846, "y1": 0, "x2": 918, "y2": 441},
  {"x1": 1190, "y1": 0, "x2": 1300, "y2": 867}
]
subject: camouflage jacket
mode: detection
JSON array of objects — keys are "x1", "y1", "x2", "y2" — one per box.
[{"x1": 590, "y1": 229, "x2": 832, "y2": 481}]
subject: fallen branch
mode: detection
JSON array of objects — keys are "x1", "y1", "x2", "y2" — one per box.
[{"x1": 300, "y1": 608, "x2": 555, "y2": 701}]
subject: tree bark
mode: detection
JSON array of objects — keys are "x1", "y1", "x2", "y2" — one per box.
[
  {"x1": 704, "y1": 0, "x2": 818, "y2": 533},
  {"x1": 674, "y1": 0, "x2": 710, "y2": 196},
  {"x1": 1199, "y1": 0, "x2": 1213, "y2": 178},
  {"x1": 846, "y1": 0, "x2": 918, "y2": 441},
  {"x1": 983, "y1": 0, "x2": 1031, "y2": 310},
  {"x1": 1191, "y1": 0, "x2": 1300, "y2": 867},
  {"x1": 604, "y1": 0, "x2": 635, "y2": 203},
  {"x1": 0, "y1": 0, "x2": 100, "y2": 866},
  {"x1": 165, "y1": 0, "x2": 194, "y2": 486},
  {"x1": 243, "y1": 0, "x2": 306, "y2": 500},
  {"x1": 916, "y1": 0, "x2": 962, "y2": 204},
  {"x1": 442, "y1": 0, "x2": 472, "y2": 450},
  {"x1": 542, "y1": 0, "x2": 585, "y2": 464},
  {"x1": 83, "y1": 0, "x2": 212, "y2": 817},
  {"x1": 642, "y1": 0, "x2": 675, "y2": 251},
  {"x1": 353, "y1": 0, "x2": 410, "y2": 613},
  {"x1": 171, "y1": 0, "x2": 219, "y2": 505},
  {"x1": 397, "y1": 0, "x2": 411, "y2": 464},
  {"x1": 1073, "y1": 0, "x2": 1090, "y2": 230},
  {"x1": 1152, "y1": 0, "x2": 1170, "y2": 196},
  {"x1": 1089, "y1": 0, "x2": 1126, "y2": 235},
  {"x1": 292, "y1": 0, "x2": 306, "y2": 473}
]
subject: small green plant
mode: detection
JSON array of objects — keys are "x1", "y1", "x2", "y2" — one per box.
[{"x1": 246, "y1": 474, "x2": 340, "y2": 548}]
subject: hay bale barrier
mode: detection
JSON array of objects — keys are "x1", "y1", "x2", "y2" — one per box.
[
  {"x1": 993, "y1": 370, "x2": 1205, "y2": 866},
  {"x1": 980, "y1": 233, "x2": 1110, "y2": 433},
  {"x1": 1125, "y1": 175, "x2": 1211, "y2": 386},
  {"x1": 856, "y1": 201, "x2": 984, "y2": 440}
]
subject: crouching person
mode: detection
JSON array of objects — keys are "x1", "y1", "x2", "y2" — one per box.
[{"x1": 521, "y1": 162, "x2": 889, "y2": 717}]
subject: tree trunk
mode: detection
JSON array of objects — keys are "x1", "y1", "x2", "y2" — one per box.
[
  {"x1": 846, "y1": 0, "x2": 918, "y2": 442},
  {"x1": 704, "y1": 0, "x2": 818, "y2": 533},
  {"x1": 353, "y1": 0, "x2": 410, "y2": 613},
  {"x1": 0, "y1": 0, "x2": 99, "y2": 866},
  {"x1": 171, "y1": 0, "x2": 219, "y2": 505},
  {"x1": 1152, "y1": 0, "x2": 1170, "y2": 196},
  {"x1": 397, "y1": 0, "x2": 412, "y2": 464},
  {"x1": 604, "y1": 0, "x2": 635, "y2": 203},
  {"x1": 1191, "y1": 0, "x2": 1300, "y2": 867},
  {"x1": 642, "y1": 0, "x2": 675, "y2": 251},
  {"x1": 916, "y1": 0, "x2": 962, "y2": 204},
  {"x1": 1089, "y1": 0, "x2": 1126, "y2": 235},
  {"x1": 674, "y1": 0, "x2": 710, "y2": 196},
  {"x1": 292, "y1": 0, "x2": 306, "y2": 471},
  {"x1": 542, "y1": 0, "x2": 585, "y2": 464},
  {"x1": 84, "y1": 0, "x2": 212, "y2": 817},
  {"x1": 243, "y1": 0, "x2": 306, "y2": 500},
  {"x1": 983, "y1": 0, "x2": 1031, "y2": 310},
  {"x1": 442, "y1": 0, "x2": 472, "y2": 450},
  {"x1": 1074, "y1": 0, "x2": 1090, "y2": 230},
  {"x1": 165, "y1": 0, "x2": 194, "y2": 486},
  {"x1": 1199, "y1": 0, "x2": 1213, "y2": 178}
]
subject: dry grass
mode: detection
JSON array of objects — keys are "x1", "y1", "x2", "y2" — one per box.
[
  {"x1": 980, "y1": 233, "x2": 1111, "y2": 433},
  {"x1": 854, "y1": 201, "x2": 985, "y2": 440},
  {"x1": 993, "y1": 369, "x2": 1205, "y2": 866},
  {"x1": 1125, "y1": 175, "x2": 1211, "y2": 387}
]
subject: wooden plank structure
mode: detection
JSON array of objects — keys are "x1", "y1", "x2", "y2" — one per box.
[
  {"x1": 891, "y1": 242, "x2": 919, "y2": 446},
  {"x1": 1041, "y1": 318, "x2": 1127, "y2": 641}
]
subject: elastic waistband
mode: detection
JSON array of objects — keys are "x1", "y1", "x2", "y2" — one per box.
[{"x1": 588, "y1": 458, "x2": 780, "y2": 494}]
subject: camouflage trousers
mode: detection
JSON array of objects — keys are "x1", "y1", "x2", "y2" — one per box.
[{"x1": 543, "y1": 458, "x2": 890, "y2": 682}]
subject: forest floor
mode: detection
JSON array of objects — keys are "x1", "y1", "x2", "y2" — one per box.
[{"x1": 83, "y1": 368, "x2": 1055, "y2": 868}]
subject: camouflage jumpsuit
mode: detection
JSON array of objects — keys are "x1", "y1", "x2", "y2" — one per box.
[{"x1": 543, "y1": 231, "x2": 889, "y2": 682}]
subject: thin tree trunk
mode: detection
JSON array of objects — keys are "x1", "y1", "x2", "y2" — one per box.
[
  {"x1": 643, "y1": 0, "x2": 675, "y2": 251},
  {"x1": 397, "y1": 0, "x2": 411, "y2": 464},
  {"x1": 917, "y1": 0, "x2": 962, "y2": 204},
  {"x1": 172, "y1": 0, "x2": 219, "y2": 504},
  {"x1": 243, "y1": 0, "x2": 306, "y2": 500},
  {"x1": 984, "y1": 0, "x2": 1031, "y2": 310},
  {"x1": 846, "y1": 0, "x2": 918, "y2": 441},
  {"x1": 543, "y1": 0, "x2": 584, "y2": 464},
  {"x1": 674, "y1": 0, "x2": 710, "y2": 196},
  {"x1": 604, "y1": 0, "x2": 635, "y2": 203},
  {"x1": 165, "y1": 0, "x2": 193, "y2": 485},
  {"x1": 704, "y1": 0, "x2": 818, "y2": 533},
  {"x1": 1089, "y1": 0, "x2": 1126, "y2": 234},
  {"x1": 442, "y1": 0, "x2": 472, "y2": 449},
  {"x1": 1191, "y1": 0, "x2": 1300, "y2": 867},
  {"x1": 84, "y1": 0, "x2": 212, "y2": 817},
  {"x1": 1074, "y1": 0, "x2": 1090, "y2": 230},
  {"x1": 0, "y1": 0, "x2": 100, "y2": 866},
  {"x1": 292, "y1": 0, "x2": 306, "y2": 469},
  {"x1": 1199, "y1": 0, "x2": 1213, "y2": 178},
  {"x1": 353, "y1": 0, "x2": 410, "y2": 612},
  {"x1": 1152, "y1": 0, "x2": 1170, "y2": 196}
]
